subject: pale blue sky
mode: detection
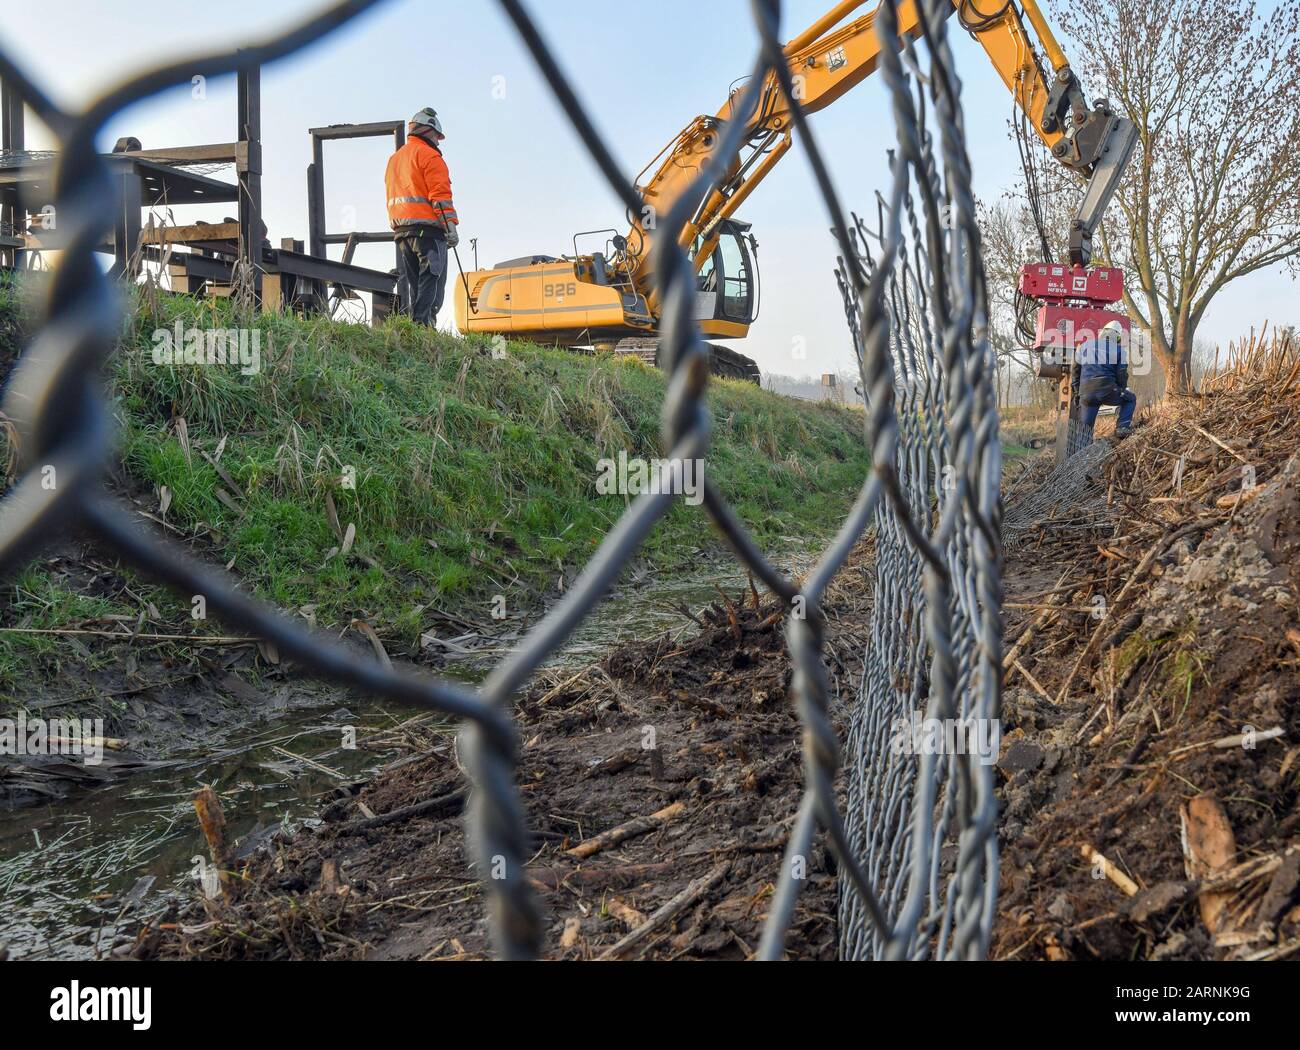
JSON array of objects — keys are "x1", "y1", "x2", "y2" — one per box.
[{"x1": 3, "y1": 0, "x2": 1294, "y2": 374}]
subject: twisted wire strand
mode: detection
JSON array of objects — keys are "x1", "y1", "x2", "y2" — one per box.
[{"x1": 835, "y1": 0, "x2": 1002, "y2": 960}]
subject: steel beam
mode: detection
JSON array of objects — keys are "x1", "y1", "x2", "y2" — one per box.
[
  {"x1": 114, "y1": 142, "x2": 245, "y2": 167},
  {"x1": 237, "y1": 59, "x2": 263, "y2": 281},
  {"x1": 270, "y1": 247, "x2": 395, "y2": 296},
  {"x1": 307, "y1": 119, "x2": 406, "y2": 280},
  {"x1": 321, "y1": 231, "x2": 395, "y2": 245},
  {"x1": 1, "y1": 77, "x2": 25, "y2": 269},
  {"x1": 110, "y1": 171, "x2": 143, "y2": 279},
  {"x1": 309, "y1": 120, "x2": 404, "y2": 140}
]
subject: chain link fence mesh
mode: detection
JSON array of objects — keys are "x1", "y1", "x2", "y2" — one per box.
[
  {"x1": 832, "y1": 0, "x2": 1003, "y2": 959},
  {"x1": 1003, "y1": 438, "x2": 1113, "y2": 548},
  {"x1": 0, "y1": 0, "x2": 1001, "y2": 960}
]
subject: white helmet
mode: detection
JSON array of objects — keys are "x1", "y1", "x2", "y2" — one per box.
[
  {"x1": 1102, "y1": 319, "x2": 1125, "y2": 337},
  {"x1": 409, "y1": 107, "x2": 444, "y2": 139}
]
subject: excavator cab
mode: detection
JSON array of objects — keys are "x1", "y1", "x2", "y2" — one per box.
[{"x1": 692, "y1": 219, "x2": 758, "y2": 334}]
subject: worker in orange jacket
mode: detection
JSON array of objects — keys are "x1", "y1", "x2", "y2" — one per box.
[{"x1": 385, "y1": 107, "x2": 459, "y2": 326}]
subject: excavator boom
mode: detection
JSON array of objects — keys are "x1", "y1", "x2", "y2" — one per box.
[{"x1": 455, "y1": 0, "x2": 1136, "y2": 382}]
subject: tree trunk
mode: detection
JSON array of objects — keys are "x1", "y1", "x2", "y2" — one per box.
[
  {"x1": 1153, "y1": 344, "x2": 1193, "y2": 395},
  {"x1": 1169, "y1": 317, "x2": 1196, "y2": 393},
  {"x1": 1169, "y1": 349, "x2": 1193, "y2": 393}
]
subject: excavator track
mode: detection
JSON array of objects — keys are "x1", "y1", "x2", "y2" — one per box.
[{"x1": 610, "y1": 338, "x2": 761, "y2": 384}]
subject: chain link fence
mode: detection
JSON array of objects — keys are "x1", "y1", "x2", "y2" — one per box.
[
  {"x1": 0, "y1": 0, "x2": 1001, "y2": 960},
  {"x1": 831, "y1": 0, "x2": 1003, "y2": 959}
]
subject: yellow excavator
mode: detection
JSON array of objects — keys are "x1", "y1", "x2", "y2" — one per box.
[{"x1": 454, "y1": 0, "x2": 1137, "y2": 384}]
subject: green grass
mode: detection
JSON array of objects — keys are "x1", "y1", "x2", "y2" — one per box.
[
  {"x1": 1114, "y1": 626, "x2": 1209, "y2": 721},
  {"x1": 0, "y1": 567, "x2": 125, "y2": 676},
  {"x1": 0, "y1": 279, "x2": 870, "y2": 658},
  {"x1": 1000, "y1": 414, "x2": 1055, "y2": 462}
]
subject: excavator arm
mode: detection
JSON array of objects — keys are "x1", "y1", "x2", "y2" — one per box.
[
  {"x1": 965, "y1": 0, "x2": 1138, "y2": 265},
  {"x1": 454, "y1": 0, "x2": 1137, "y2": 387},
  {"x1": 628, "y1": 0, "x2": 1136, "y2": 306}
]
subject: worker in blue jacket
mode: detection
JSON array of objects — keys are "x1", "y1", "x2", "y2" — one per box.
[{"x1": 1077, "y1": 318, "x2": 1136, "y2": 438}]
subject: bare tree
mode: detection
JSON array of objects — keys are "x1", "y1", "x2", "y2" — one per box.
[{"x1": 1045, "y1": 0, "x2": 1300, "y2": 391}]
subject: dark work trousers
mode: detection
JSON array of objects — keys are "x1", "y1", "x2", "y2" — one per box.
[
  {"x1": 1082, "y1": 387, "x2": 1137, "y2": 430},
  {"x1": 396, "y1": 227, "x2": 449, "y2": 326}
]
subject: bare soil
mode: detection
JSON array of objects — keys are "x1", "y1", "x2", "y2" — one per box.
[{"x1": 992, "y1": 343, "x2": 1300, "y2": 961}]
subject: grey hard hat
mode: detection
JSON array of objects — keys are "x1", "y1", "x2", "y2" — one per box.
[{"x1": 409, "y1": 107, "x2": 444, "y2": 138}]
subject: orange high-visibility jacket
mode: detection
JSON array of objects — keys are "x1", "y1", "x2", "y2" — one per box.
[{"x1": 385, "y1": 136, "x2": 458, "y2": 232}]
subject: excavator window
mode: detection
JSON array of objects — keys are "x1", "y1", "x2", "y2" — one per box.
[
  {"x1": 691, "y1": 221, "x2": 754, "y2": 324},
  {"x1": 717, "y1": 228, "x2": 752, "y2": 322},
  {"x1": 697, "y1": 252, "x2": 718, "y2": 293}
]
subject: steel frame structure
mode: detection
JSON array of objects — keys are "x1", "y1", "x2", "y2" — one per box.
[{"x1": 1, "y1": 67, "x2": 402, "y2": 320}]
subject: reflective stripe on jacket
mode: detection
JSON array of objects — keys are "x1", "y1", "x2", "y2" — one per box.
[{"x1": 385, "y1": 136, "x2": 458, "y2": 231}]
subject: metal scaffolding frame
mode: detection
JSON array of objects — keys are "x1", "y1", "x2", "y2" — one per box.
[{"x1": 0, "y1": 62, "x2": 403, "y2": 319}]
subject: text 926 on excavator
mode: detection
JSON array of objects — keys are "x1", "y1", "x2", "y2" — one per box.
[{"x1": 454, "y1": 0, "x2": 1137, "y2": 390}]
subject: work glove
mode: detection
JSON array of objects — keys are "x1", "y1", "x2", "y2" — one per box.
[
  {"x1": 1117, "y1": 366, "x2": 1129, "y2": 391},
  {"x1": 443, "y1": 222, "x2": 460, "y2": 248}
]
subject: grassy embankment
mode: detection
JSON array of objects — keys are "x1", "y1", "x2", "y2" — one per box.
[{"x1": 0, "y1": 280, "x2": 869, "y2": 692}]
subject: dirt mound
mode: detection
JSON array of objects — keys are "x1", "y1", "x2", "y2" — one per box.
[
  {"x1": 131, "y1": 567, "x2": 871, "y2": 961},
  {"x1": 993, "y1": 334, "x2": 1300, "y2": 961}
]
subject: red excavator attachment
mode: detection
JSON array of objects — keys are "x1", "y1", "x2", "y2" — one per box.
[{"x1": 1020, "y1": 262, "x2": 1129, "y2": 376}]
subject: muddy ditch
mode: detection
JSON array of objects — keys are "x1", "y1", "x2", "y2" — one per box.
[
  {"x1": 0, "y1": 526, "x2": 808, "y2": 960},
  {"x1": 117, "y1": 556, "x2": 871, "y2": 962}
]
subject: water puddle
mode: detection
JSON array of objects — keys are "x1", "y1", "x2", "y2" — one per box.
[{"x1": 0, "y1": 705, "x2": 411, "y2": 959}]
